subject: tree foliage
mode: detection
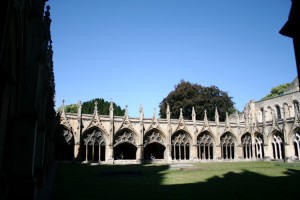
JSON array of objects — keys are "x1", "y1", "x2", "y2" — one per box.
[
  {"x1": 58, "y1": 98, "x2": 125, "y2": 116},
  {"x1": 261, "y1": 83, "x2": 291, "y2": 100},
  {"x1": 159, "y1": 80, "x2": 235, "y2": 121}
]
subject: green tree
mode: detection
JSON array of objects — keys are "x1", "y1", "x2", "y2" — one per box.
[
  {"x1": 159, "y1": 80, "x2": 235, "y2": 121},
  {"x1": 261, "y1": 83, "x2": 291, "y2": 100},
  {"x1": 58, "y1": 104, "x2": 77, "y2": 113},
  {"x1": 81, "y1": 98, "x2": 125, "y2": 116},
  {"x1": 58, "y1": 98, "x2": 125, "y2": 116}
]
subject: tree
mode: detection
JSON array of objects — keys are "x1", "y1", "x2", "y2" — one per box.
[
  {"x1": 159, "y1": 80, "x2": 235, "y2": 121},
  {"x1": 58, "y1": 98, "x2": 125, "y2": 116},
  {"x1": 261, "y1": 83, "x2": 291, "y2": 100},
  {"x1": 81, "y1": 98, "x2": 125, "y2": 116}
]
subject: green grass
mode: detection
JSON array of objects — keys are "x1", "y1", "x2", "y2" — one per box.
[{"x1": 52, "y1": 162, "x2": 300, "y2": 200}]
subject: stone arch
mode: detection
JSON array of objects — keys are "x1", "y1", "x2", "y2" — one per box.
[
  {"x1": 220, "y1": 132, "x2": 236, "y2": 159},
  {"x1": 254, "y1": 132, "x2": 264, "y2": 159},
  {"x1": 269, "y1": 130, "x2": 284, "y2": 160},
  {"x1": 56, "y1": 125, "x2": 75, "y2": 161},
  {"x1": 113, "y1": 128, "x2": 138, "y2": 160},
  {"x1": 293, "y1": 100, "x2": 299, "y2": 117},
  {"x1": 81, "y1": 128, "x2": 106, "y2": 162},
  {"x1": 289, "y1": 128, "x2": 300, "y2": 160},
  {"x1": 275, "y1": 104, "x2": 282, "y2": 120},
  {"x1": 144, "y1": 129, "x2": 166, "y2": 160},
  {"x1": 197, "y1": 131, "x2": 214, "y2": 160},
  {"x1": 171, "y1": 130, "x2": 192, "y2": 160},
  {"x1": 241, "y1": 133, "x2": 252, "y2": 159}
]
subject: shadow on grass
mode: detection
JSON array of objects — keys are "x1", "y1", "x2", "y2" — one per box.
[{"x1": 52, "y1": 163, "x2": 300, "y2": 200}]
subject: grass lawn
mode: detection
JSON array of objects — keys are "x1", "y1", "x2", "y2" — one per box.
[{"x1": 51, "y1": 162, "x2": 300, "y2": 200}]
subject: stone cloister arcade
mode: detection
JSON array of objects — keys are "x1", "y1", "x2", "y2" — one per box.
[{"x1": 58, "y1": 86, "x2": 300, "y2": 164}]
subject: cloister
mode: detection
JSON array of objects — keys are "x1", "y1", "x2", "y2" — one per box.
[{"x1": 58, "y1": 83, "x2": 300, "y2": 163}]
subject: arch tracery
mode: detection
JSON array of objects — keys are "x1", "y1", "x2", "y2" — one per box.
[
  {"x1": 171, "y1": 131, "x2": 191, "y2": 160},
  {"x1": 220, "y1": 133, "x2": 235, "y2": 159},
  {"x1": 82, "y1": 129, "x2": 106, "y2": 162},
  {"x1": 241, "y1": 133, "x2": 252, "y2": 159},
  {"x1": 197, "y1": 132, "x2": 214, "y2": 160}
]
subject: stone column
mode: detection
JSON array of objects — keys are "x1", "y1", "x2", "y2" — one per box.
[
  {"x1": 137, "y1": 145, "x2": 144, "y2": 164},
  {"x1": 166, "y1": 144, "x2": 172, "y2": 162},
  {"x1": 74, "y1": 142, "x2": 80, "y2": 160},
  {"x1": 192, "y1": 144, "x2": 198, "y2": 160}
]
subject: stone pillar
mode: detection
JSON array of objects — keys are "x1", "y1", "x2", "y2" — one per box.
[
  {"x1": 166, "y1": 144, "x2": 172, "y2": 163},
  {"x1": 74, "y1": 142, "x2": 80, "y2": 160},
  {"x1": 216, "y1": 146, "x2": 222, "y2": 160},
  {"x1": 137, "y1": 145, "x2": 144, "y2": 164},
  {"x1": 192, "y1": 145, "x2": 198, "y2": 160}
]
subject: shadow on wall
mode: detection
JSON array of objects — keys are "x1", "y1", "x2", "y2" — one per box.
[{"x1": 52, "y1": 163, "x2": 300, "y2": 200}]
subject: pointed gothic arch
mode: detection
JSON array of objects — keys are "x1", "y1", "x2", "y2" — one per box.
[
  {"x1": 144, "y1": 129, "x2": 166, "y2": 160},
  {"x1": 81, "y1": 128, "x2": 106, "y2": 162},
  {"x1": 197, "y1": 131, "x2": 214, "y2": 160},
  {"x1": 292, "y1": 128, "x2": 300, "y2": 160},
  {"x1": 113, "y1": 129, "x2": 137, "y2": 160},
  {"x1": 171, "y1": 131, "x2": 192, "y2": 160},
  {"x1": 241, "y1": 133, "x2": 252, "y2": 159},
  {"x1": 220, "y1": 132, "x2": 236, "y2": 159},
  {"x1": 270, "y1": 130, "x2": 284, "y2": 160},
  {"x1": 293, "y1": 100, "x2": 299, "y2": 116},
  {"x1": 254, "y1": 132, "x2": 264, "y2": 159},
  {"x1": 56, "y1": 126, "x2": 75, "y2": 161}
]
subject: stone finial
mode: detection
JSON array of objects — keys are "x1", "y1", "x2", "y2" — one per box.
[
  {"x1": 94, "y1": 101, "x2": 98, "y2": 112},
  {"x1": 125, "y1": 105, "x2": 128, "y2": 116},
  {"x1": 225, "y1": 112, "x2": 230, "y2": 127},
  {"x1": 236, "y1": 111, "x2": 240, "y2": 125},
  {"x1": 77, "y1": 101, "x2": 82, "y2": 114},
  {"x1": 215, "y1": 107, "x2": 219, "y2": 124},
  {"x1": 192, "y1": 107, "x2": 196, "y2": 123},
  {"x1": 204, "y1": 110, "x2": 208, "y2": 122},
  {"x1": 153, "y1": 108, "x2": 156, "y2": 118},
  {"x1": 180, "y1": 108, "x2": 183, "y2": 120},
  {"x1": 109, "y1": 100, "x2": 113, "y2": 110},
  {"x1": 139, "y1": 104, "x2": 144, "y2": 121},
  {"x1": 77, "y1": 101, "x2": 82, "y2": 129},
  {"x1": 61, "y1": 99, "x2": 65, "y2": 110},
  {"x1": 166, "y1": 103, "x2": 171, "y2": 123},
  {"x1": 109, "y1": 100, "x2": 114, "y2": 119}
]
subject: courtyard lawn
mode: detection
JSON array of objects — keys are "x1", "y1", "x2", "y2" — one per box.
[{"x1": 51, "y1": 162, "x2": 300, "y2": 200}]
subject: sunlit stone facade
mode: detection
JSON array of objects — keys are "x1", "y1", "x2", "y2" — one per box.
[{"x1": 59, "y1": 78, "x2": 300, "y2": 164}]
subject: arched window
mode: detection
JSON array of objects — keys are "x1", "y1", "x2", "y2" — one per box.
[
  {"x1": 293, "y1": 132, "x2": 300, "y2": 160},
  {"x1": 260, "y1": 108, "x2": 264, "y2": 123},
  {"x1": 82, "y1": 129, "x2": 105, "y2": 162},
  {"x1": 171, "y1": 132, "x2": 191, "y2": 160},
  {"x1": 275, "y1": 105, "x2": 281, "y2": 120},
  {"x1": 294, "y1": 101, "x2": 299, "y2": 116},
  {"x1": 241, "y1": 133, "x2": 252, "y2": 159},
  {"x1": 254, "y1": 133, "x2": 264, "y2": 159},
  {"x1": 197, "y1": 132, "x2": 214, "y2": 160},
  {"x1": 220, "y1": 133, "x2": 235, "y2": 159},
  {"x1": 271, "y1": 132, "x2": 284, "y2": 160}
]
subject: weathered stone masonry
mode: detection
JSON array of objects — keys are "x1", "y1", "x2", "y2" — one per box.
[{"x1": 59, "y1": 78, "x2": 300, "y2": 164}]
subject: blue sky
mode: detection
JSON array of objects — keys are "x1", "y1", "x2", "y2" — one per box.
[{"x1": 50, "y1": 0, "x2": 297, "y2": 118}]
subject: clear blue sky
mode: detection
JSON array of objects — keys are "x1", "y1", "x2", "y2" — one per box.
[{"x1": 50, "y1": 0, "x2": 297, "y2": 118}]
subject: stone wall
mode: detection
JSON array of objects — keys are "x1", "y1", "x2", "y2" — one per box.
[{"x1": 0, "y1": 1, "x2": 56, "y2": 199}]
